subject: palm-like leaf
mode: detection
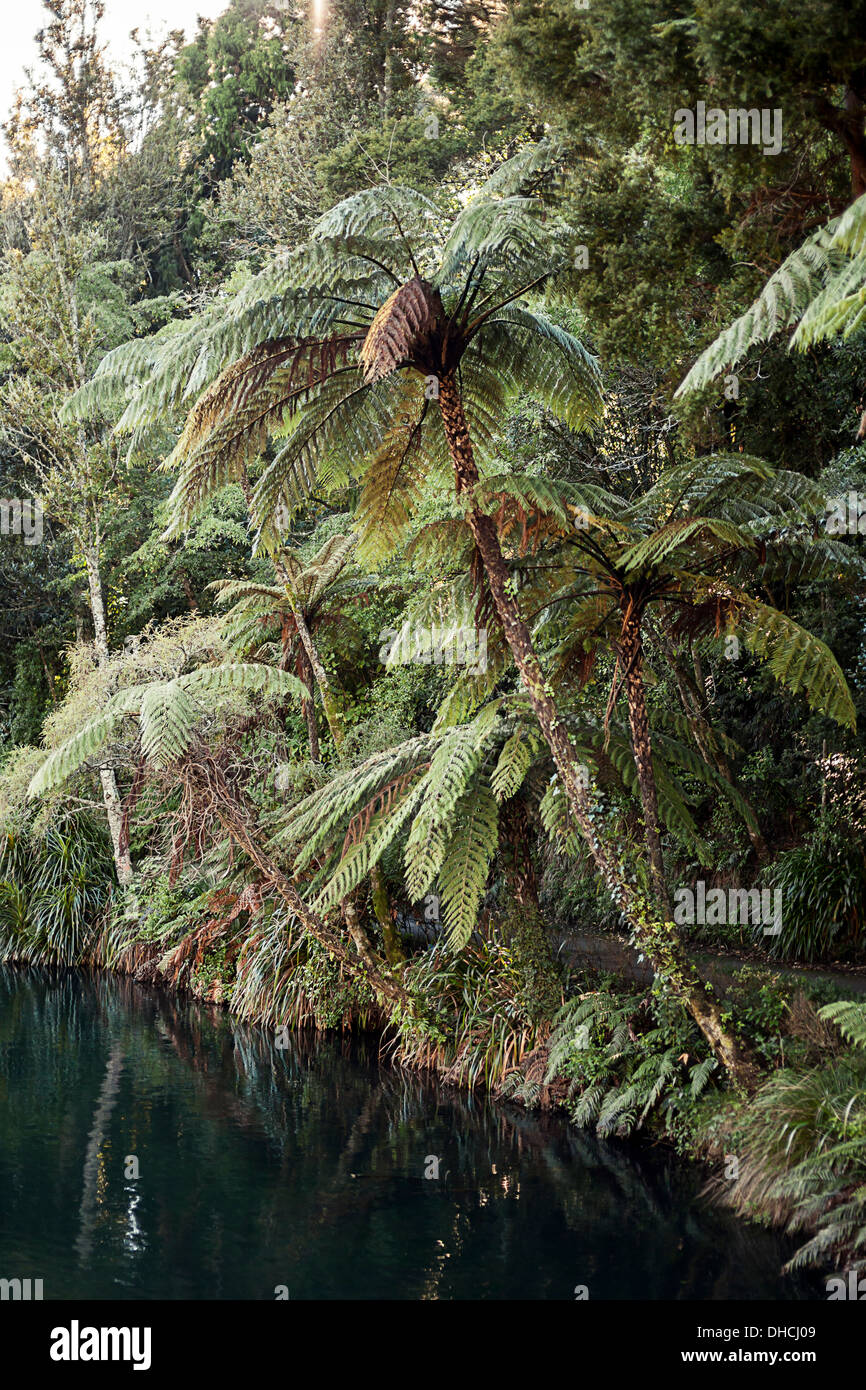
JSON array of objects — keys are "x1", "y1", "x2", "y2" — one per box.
[
  {"x1": 28, "y1": 664, "x2": 308, "y2": 795},
  {"x1": 64, "y1": 143, "x2": 603, "y2": 553}
]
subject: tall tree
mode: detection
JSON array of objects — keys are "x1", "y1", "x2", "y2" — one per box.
[
  {"x1": 66, "y1": 144, "x2": 759, "y2": 1082},
  {"x1": 0, "y1": 169, "x2": 137, "y2": 884}
]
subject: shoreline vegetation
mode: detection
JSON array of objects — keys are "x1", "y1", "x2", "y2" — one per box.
[
  {"x1": 1, "y1": 867, "x2": 864, "y2": 1284},
  {"x1": 1, "y1": 0, "x2": 866, "y2": 1299}
]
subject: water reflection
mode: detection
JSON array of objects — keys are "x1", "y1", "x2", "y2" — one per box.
[{"x1": 0, "y1": 966, "x2": 819, "y2": 1300}]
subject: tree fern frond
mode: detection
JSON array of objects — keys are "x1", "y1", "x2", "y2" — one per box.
[
  {"x1": 312, "y1": 779, "x2": 428, "y2": 914},
  {"x1": 403, "y1": 703, "x2": 501, "y2": 900},
  {"x1": 360, "y1": 276, "x2": 438, "y2": 383},
  {"x1": 676, "y1": 220, "x2": 845, "y2": 394},
  {"x1": 620, "y1": 516, "x2": 758, "y2": 575},
  {"x1": 439, "y1": 784, "x2": 499, "y2": 949},
  {"x1": 178, "y1": 662, "x2": 308, "y2": 705},
  {"x1": 137, "y1": 679, "x2": 199, "y2": 769},
  {"x1": 252, "y1": 374, "x2": 404, "y2": 545},
  {"x1": 490, "y1": 726, "x2": 541, "y2": 802},
  {"x1": 474, "y1": 308, "x2": 603, "y2": 430},
  {"x1": 280, "y1": 735, "x2": 435, "y2": 863},
  {"x1": 27, "y1": 687, "x2": 146, "y2": 797},
  {"x1": 734, "y1": 596, "x2": 857, "y2": 730},
  {"x1": 353, "y1": 381, "x2": 431, "y2": 563},
  {"x1": 312, "y1": 186, "x2": 442, "y2": 261},
  {"x1": 818, "y1": 1001, "x2": 866, "y2": 1050}
]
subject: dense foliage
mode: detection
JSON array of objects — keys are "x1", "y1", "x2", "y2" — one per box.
[{"x1": 1, "y1": 0, "x2": 866, "y2": 1281}]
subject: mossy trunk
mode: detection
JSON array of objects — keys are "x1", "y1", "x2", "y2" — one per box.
[
  {"x1": 297, "y1": 644, "x2": 320, "y2": 763},
  {"x1": 497, "y1": 796, "x2": 562, "y2": 1025},
  {"x1": 437, "y1": 370, "x2": 759, "y2": 1090},
  {"x1": 619, "y1": 600, "x2": 670, "y2": 915},
  {"x1": 371, "y1": 866, "x2": 406, "y2": 966},
  {"x1": 83, "y1": 544, "x2": 135, "y2": 890}
]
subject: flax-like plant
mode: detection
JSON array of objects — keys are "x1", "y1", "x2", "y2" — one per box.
[{"x1": 0, "y1": 815, "x2": 114, "y2": 965}]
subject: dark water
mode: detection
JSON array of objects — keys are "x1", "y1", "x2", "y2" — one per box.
[{"x1": 0, "y1": 966, "x2": 818, "y2": 1301}]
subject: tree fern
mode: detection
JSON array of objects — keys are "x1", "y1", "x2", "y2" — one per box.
[
  {"x1": 676, "y1": 219, "x2": 847, "y2": 394},
  {"x1": 63, "y1": 145, "x2": 604, "y2": 554},
  {"x1": 28, "y1": 664, "x2": 307, "y2": 796},
  {"x1": 438, "y1": 784, "x2": 500, "y2": 949},
  {"x1": 735, "y1": 595, "x2": 856, "y2": 730},
  {"x1": 818, "y1": 1000, "x2": 866, "y2": 1050}
]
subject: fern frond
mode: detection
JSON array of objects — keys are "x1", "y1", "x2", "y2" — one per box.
[
  {"x1": 490, "y1": 726, "x2": 542, "y2": 802},
  {"x1": 818, "y1": 1001, "x2": 866, "y2": 1050},
  {"x1": 734, "y1": 596, "x2": 857, "y2": 730},
  {"x1": 438, "y1": 784, "x2": 499, "y2": 949},
  {"x1": 676, "y1": 221, "x2": 845, "y2": 394},
  {"x1": 403, "y1": 708, "x2": 500, "y2": 900},
  {"x1": 27, "y1": 686, "x2": 146, "y2": 797}
]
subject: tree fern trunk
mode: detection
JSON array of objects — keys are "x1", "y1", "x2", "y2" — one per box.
[
  {"x1": 297, "y1": 644, "x2": 320, "y2": 762},
  {"x1": 292, "y1": 605, "x2": 346, "y2": 752},
  {"x1": 661, "y1": 632, "x2": 769, "y2": 864},
  {"x1": 213, "y1": 797, "x2": 410, "y2": 1009},
  {"x1": 618, "y1": 600, "x2": 670, "y2": 915},
  {"x1": 497, "y1": 795, "x2": 561, "y2": 1025},
  {"x1": 291, "y1": 601, "x2": 404, "y2": 965},
  {"x1": 436, "y1": 371, "x2": 758, "y2": 1088}
]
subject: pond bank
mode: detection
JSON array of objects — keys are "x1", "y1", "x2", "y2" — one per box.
[{"x1": 0, "y1": 964, "x2": 821, "y2": 1300}]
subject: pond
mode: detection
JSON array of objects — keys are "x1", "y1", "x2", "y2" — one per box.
[{"x1": 0, "y1": 966, "x2": 819, "y2": 1301}]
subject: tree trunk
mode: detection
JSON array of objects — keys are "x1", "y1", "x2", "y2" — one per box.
[
  {"x1": 297, "y1": 644, "x2": 320, "y2": 762},
  {"x1": 661, "y1": 632, "x2": 769, "y2": 864},
  {"x1": 292, "y1": 605, "x2": 346, "y2": 752},
  {"x1": 497, "y1": 795, "x2": 561, "y2": 1025},
  {"x1": 618, "y1": 599, "x2": 670, "y2": 914},
  {"x1": 290, "y1": 598, "x2": 404, "y2": 965},
  {"x1": 180, "y1": 570, "x2": 199, "y2": 612},
  {"x1": 811, "y1": 81, "x2": 866, "y2": 200},
  {"x1": 83, "y1": 544, "x2": 135, "y2": 889},
  {"x1": 436, "y1": 371, "x2": 758, "y2": 1088}
]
